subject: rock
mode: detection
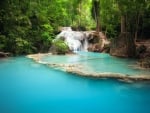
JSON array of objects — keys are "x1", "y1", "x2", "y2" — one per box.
[
  {"x1": 139, "y1": 57, "x2": 150, "y2": 68},
  {"x1": 110, "y1": 32, "x2": 136, "y2": 57},
  {"x1": 0, "y1": 52, "x2": 10, "y2": 58},
  {"x1": 87, "y1": 32, "x2": 110, "y2": 53},
  {"x1": 88, "y1": 33, "x2": 100, "y2": 44},
  {"x1": 136, "y1": 45, "x2": 146, "y2": 54},
  {"x1": 136, "y1": 45, "x2": 147, "y2": 58},
  {"x1": 102, "y1": 43, "x2": 110, "y2": 53},
  {"x1": 136, "y1": 39, "x2": 150, "y2": 68},
  {"x1": 88, "y1": 43, "x2": 101, "y2": 52}
]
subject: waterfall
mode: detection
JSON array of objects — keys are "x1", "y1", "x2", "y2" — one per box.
[
  {"x1": 55, "y1": 28, "x2": 89, "y2": 52},
  {"x1": 82, "y1": 38, "x2": 88, "y2": 51}
]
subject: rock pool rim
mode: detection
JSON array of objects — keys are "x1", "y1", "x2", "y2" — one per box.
[{"x1": 26, "y1": 53, "x2": 150, "y2": 83}]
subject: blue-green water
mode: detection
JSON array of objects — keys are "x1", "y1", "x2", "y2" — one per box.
[
  {"x1": 0, "y1": 54, "x2": 150, "y2": 113},
  {"x1": 41, "y1": 52, "x2": 150, "y2": 76}
]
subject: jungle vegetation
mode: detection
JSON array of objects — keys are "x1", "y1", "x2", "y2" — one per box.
[{"x1": 0, "y1": 0, "x2": 149, "y2": 55}]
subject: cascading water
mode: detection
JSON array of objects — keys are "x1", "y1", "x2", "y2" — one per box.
[{"x1": 55, "y1": 27, "x2": 89, "y2": 52}]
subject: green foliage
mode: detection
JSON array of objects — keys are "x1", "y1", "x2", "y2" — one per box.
[
  {"x1": 15, "y1": 38, "x2": 32, "y2": 54},
  {"x1": 52, "y1": 40, "x2": 69, "y2": 54},
  {"x1": 0, "y1": 35, "x2": 6, "y2": 51},
  {"x1": 0, "y1": 0, "x2": 149, "y2": 55},
  {"x1": 115, "y1": 0, "x2": 149, "y2": 36}
]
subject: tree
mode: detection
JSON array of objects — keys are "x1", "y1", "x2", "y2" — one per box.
[
  {"x1": 0, "y1": 0, "x2": 149, "y2": 55},
  {"x1": 116, "y1": 0, "x2": 149, "y2": 40},
  {"x1": 91, "y1": 0, "x2": 101, "y2": 32}
]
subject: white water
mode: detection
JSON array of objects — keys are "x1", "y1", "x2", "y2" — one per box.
[{"x1": 56, "y1": 27, "x2": 89, "y2": 52}]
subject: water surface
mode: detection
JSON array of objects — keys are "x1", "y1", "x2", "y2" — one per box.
[
  {"x1": 41, "y1": 52, "x2": 150, "y2": 76},
  {"x1": 0, "y1": 56, "x2": 150, "y2": 113}
]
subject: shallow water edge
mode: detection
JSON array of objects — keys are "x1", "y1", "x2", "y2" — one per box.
[{"x1": 27, "y1": 53, "x2": 150, "y2": 83}]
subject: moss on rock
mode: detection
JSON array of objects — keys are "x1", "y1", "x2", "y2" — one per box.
[{"x1": 50, "y1": 40, "x2": 70, "y2": 55}]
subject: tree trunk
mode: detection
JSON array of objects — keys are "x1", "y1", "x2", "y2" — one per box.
[
  {"x1": 121, "y1": 15, "x2": 126, "y2": 33},
  {"x1": 92, "y1": 0, "x2": 101, "y2": 33},
  {"x1": 78, "y1": 2, "x2": 81, "y2": 27},
  {"x1": 96, "y1": 15, "x2": 100, "y2": 32},
  {"x1": 134, "y1": 12, "x2": 141, "y2": 42}
]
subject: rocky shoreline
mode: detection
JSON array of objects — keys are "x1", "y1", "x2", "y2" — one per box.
[{"x1": 27, "y1": 53, "x2": 150, "y2": 83}]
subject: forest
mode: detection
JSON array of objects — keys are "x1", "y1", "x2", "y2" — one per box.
[{"x1": 0, "y1": 0, "x2": 150, "y2": 55}]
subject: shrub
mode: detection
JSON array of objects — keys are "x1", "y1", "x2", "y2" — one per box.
[{"x1": 51, "y1": 40, "x2": 69, "y2": 54}]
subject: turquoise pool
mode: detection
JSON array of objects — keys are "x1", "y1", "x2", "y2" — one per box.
[
  {"x1": 0, "y1": 54, "x2": 150, "y2": 113},
  {"x1": 41, "y1": 52, "x2": 150, "y2": 76}
]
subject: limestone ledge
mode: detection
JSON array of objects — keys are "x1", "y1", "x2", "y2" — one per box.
[
  {"x1": 27, "y1": 53, "x2": 52, "y2": 61},
  {"x1": 66, "y1": 68, "x2": 150, "y2": 82},
  {"x1": 27, "y1": 53, "x2": 150, "y2": 82}
]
